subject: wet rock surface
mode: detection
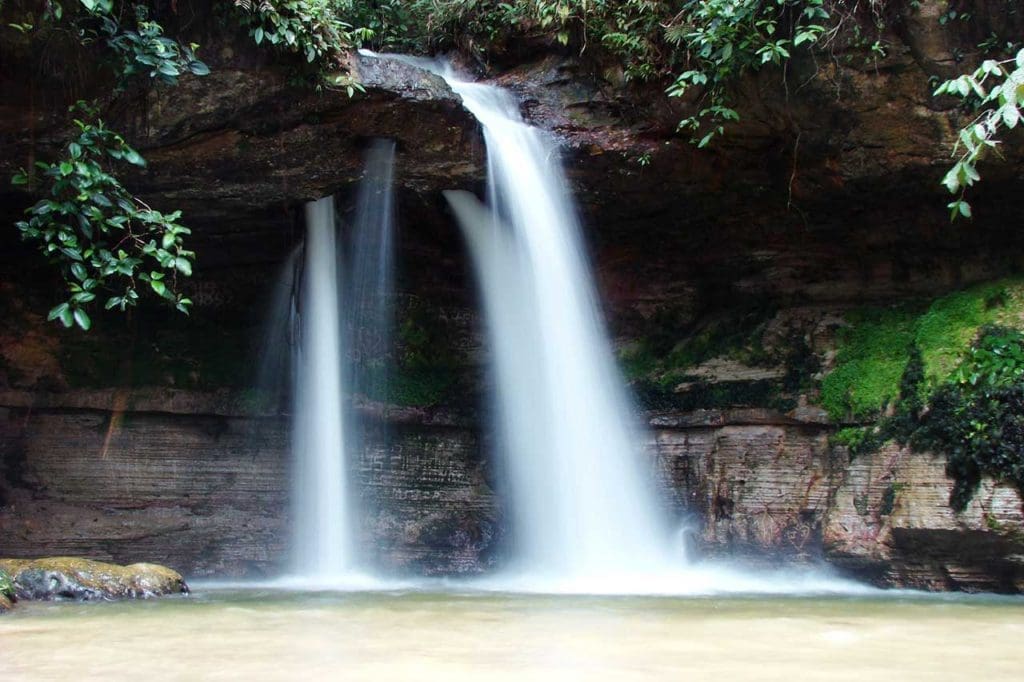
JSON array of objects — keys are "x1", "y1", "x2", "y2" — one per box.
[
  {"x1": 824, "y1": 444, "x2": 1024, "y2": 591},
  {"x1": 0, "y1": 557, "x2": 188, "y2": 602},
  {"x1": 2, "y1": 395, "x2": 1021, "y2": 590}
]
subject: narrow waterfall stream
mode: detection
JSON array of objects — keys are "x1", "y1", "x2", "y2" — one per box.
[
  {"x1": 288, "y1": 141, "x2": 398, "y2": 585},
  {"x1": 347, "y1": 139, "x2": 398, "y2": 405},
  {"x1": 292, "y1": 196, "x2": 351, "y2": 579}
]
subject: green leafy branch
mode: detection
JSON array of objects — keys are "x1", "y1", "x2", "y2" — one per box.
[
  {"x1": 80, "y1": 2, "x2": 210, "y2": 87},
  {"x1": 666, "y1": 0, "x2": 829, "y2": 147},
  {"x1": 4, "y1": 2, "x2": 209, "y2": 330},
  {"x1": 13, "y1": 103, "x2": 194, "y2": 330},
  {"x1": 5, "y1": 2, "x2": 210, "y2": 86},
  {"x1": 229, "y1": 0, "x2": 372, "y2": 93},
  {"x1": 934, "y1": 47, "x2": 1024, "y2": 220}
]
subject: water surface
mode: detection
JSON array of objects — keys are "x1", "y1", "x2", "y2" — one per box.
[{"x1": 2, "y1": 589, "x2": 1021, "y2": 680}]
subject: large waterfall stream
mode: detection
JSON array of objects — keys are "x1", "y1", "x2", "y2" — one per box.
[
  {"x1": 441, "y1": 79, "x2": 673, "y2": 587},
  {"x1": 347, "y1": 52, "x2": 872, "y2": 595}
]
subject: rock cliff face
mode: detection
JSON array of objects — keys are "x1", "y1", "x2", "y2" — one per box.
[
  {"x1": 655, "y1": 421, "x2": 1024, "y2": 591},
  {"x1": 3, "y1": 397, "x2": 1022, "y2": 590},
  {"x1": 1, "y1": 1, "x2": 1023, "y2": 589},
  {"x1": 0, "y1": 403, "x2": 494, "y2": 577}
]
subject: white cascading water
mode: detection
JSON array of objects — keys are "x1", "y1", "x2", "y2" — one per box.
[
  {"x1": 435, "y1": 69, "x2": 675, "y2": 588},
  {"x1": 436, "y1": 76, "x2": 867, "y2": 594},
  {"x1": 347, "y1": 139, "x2": 397, "y2": 403},
  {"x1": 275, "y1": 52, "x2": 873, "y2": 596},
  {"x1": 291, "y1": 196, "x2": 351, "y2": 579}
]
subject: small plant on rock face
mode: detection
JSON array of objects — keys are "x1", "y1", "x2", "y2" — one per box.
[
  {"x1": 953, "y1": 326, "x2": 1024, "y2": 389},
  {"x1": 13, "y1": 102, "x2": 194, "y2": 330}
]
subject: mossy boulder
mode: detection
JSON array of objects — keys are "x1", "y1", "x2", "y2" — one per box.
[{"x1": 0, "y1": 557, "x2": 189, "y2": 602}]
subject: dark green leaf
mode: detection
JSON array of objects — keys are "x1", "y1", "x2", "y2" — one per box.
[
  {"x1": 122, "y1": 149, "x2": 146, "y2": 167},
  {"x1": 47, "y1": 302, "x2": 70, "y2": 322},
  {"x1": 73, "y1": 307, "x2": 92, "y2": 331},
  {"x1": 157, "y1": 62, "x2": 181, "y2": 77}
]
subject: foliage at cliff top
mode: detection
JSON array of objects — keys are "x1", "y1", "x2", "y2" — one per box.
[
  {"x1": 820, "y1": 277, "x2": 1024, "y2": 420},
  {"x1": 338, "y1": 0, "x2": 843, "y2": 145}
]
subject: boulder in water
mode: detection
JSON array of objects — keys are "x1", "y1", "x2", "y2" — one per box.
[{"x1": 0, "y1": 558, "x2": 189, "y2": 602}]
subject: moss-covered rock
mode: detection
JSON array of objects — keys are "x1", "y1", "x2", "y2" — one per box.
[
  {"x1": 0, "y1": 557, "x2": 189, "y2": 602},
  {"x1": 820, "y1": 278, "x2": 1024, "y2": 420}
]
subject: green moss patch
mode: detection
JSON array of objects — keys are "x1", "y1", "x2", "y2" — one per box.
[
  {"x1": 617, "y1": 302, "x2": 791, "y2": 411},
  {"x1": 820, "y1": 306, "x2": 919, "y2": 420},
  {"x1": 632, "y1": 378, "x2": 795, "y2": 412},
  {"x1": 820, "y1": 277, "x2": 1024, "y2": 420},
  {"x1": 665, "y1": 304, "x2": 776, "y2": 369}
]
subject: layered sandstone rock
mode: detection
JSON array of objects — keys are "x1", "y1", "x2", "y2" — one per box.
[
  {"x1": 0, "y1": 407, "x2": 496, "y2": 578},
  {"x1": 3, "y1": 393, "x2": 1022, "y2": 590},
  {"x1": 825, "y1": 444, "x2": 1024, "y2": 591}
]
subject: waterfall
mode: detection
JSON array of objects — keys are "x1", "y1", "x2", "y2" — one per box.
[
  {"x1": 292, "y1": 196, "x2": 351, "y2": 579},
  {"x1": 347, "y1": 140, "x2": 398, "y2": 404},
  {"x1": 285, "y1": 141, "x2": 397, "y2": 584},
  {"x1": 434, "y1": 67, "x2": 674, "y2": 586}
]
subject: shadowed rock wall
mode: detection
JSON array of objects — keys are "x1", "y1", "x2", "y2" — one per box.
[{"x1": 0, "y1": 405, "x2": 496, "y2": 578}]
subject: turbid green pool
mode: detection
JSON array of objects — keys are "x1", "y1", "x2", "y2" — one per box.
[{"x1": 1, "y1": 588, "x2": 1022, "y2": 681}]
